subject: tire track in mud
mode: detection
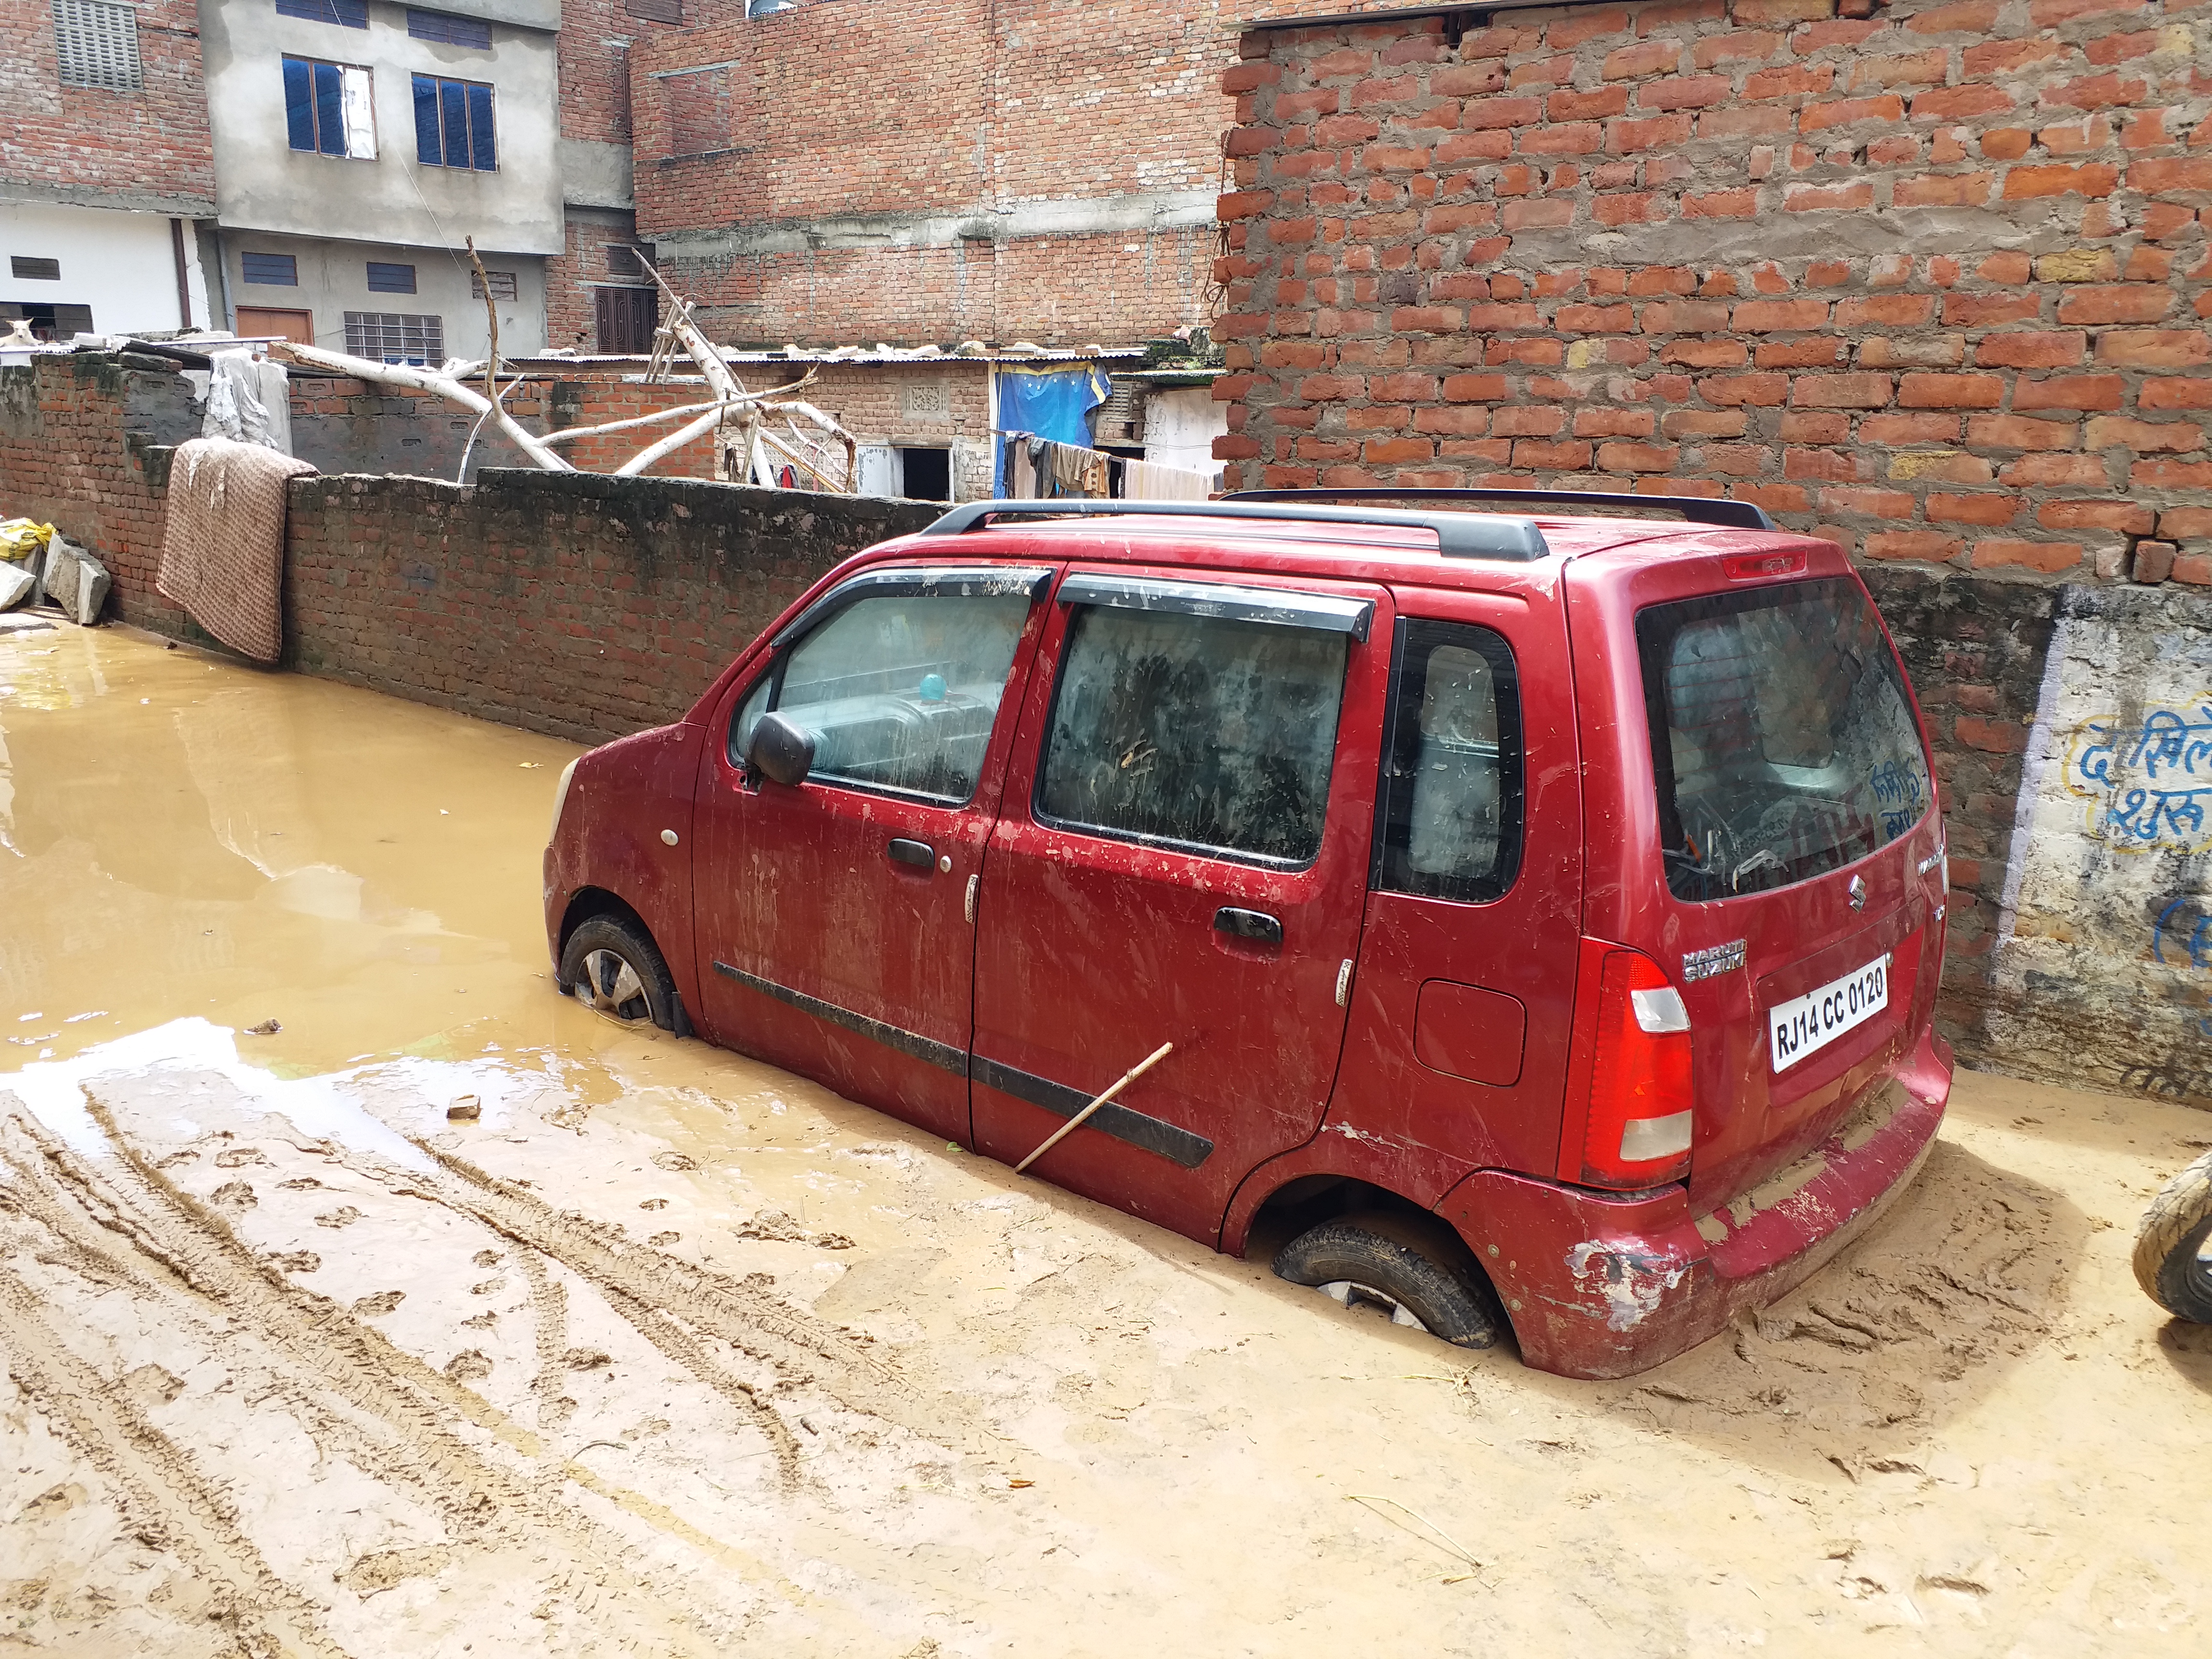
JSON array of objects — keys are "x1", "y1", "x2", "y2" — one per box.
[
  {"x1": 402, "y1": 1138, "x2": 963, "y2": 1456},
  {"x1": 0, "y1": 1261, "x2": 349, "y2": 1659},
  {"x1": 47, "y1": 1095, "x2": 760, "y2": 1642}
]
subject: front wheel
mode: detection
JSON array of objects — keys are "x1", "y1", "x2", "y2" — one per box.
[
  {"x1": 2134, "y1": 1148, "x2": 2212, "y2": 1322},
  {"x1": 1273, "y1": 1213, "x2": 1503, "y2": 1349},
  {"x1": 559, "y1": 914, "x2": 681, "y2": 1033}
]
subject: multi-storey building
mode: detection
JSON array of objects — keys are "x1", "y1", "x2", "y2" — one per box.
[
  {"x1": 197, "y1": 0, "x2": 567, "y2": 360},
  {"x1": 0, "y1": 0, "x2": 218, "y2": 337}
]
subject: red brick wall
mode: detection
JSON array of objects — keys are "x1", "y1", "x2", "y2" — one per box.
[
  {"x1": 1212, "y1": 0, "x2": 2212, "y2": 581},
  {"x1": 546, "y1": 210, "x2": 655, "y2": 353},
  {"x1": 627, "y1": 0, "x2": 1372, "y2": 346},
  {"x1": 0, "y1": 356, "x2": 191, "y2": 634},
  {"x1": 279, "y1": 470, "x2": 939, "y2": 743},
  {"x1": 640, "y1": 230, "x2": 1217, "y2": 348},
  {"x1": 0, "y1": 356, "x2": 938, "y2": 744},
  {"x1": 0, "y1": 0, "x2": 214, "y2": 209},
  {"x1": 556, "y1": 0, "x2": 752, "y2": 146}
]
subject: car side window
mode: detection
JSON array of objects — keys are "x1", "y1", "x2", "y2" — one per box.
[
  {"x1": 731, "y1": 589, "x2": 1034, "y2": 805},
  {"x1": 1035, "y1": 605, "x2": 1348, "y2": 866},
  {"x1": 1375, "y1": 620, "x2": 1523, "y2": 903}
]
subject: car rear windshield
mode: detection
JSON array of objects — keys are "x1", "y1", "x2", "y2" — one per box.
[{"x1": 1637, "y1": 577, "x2": 1931, "y2": 902}]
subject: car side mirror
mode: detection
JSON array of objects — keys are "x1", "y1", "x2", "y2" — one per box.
[{"x1": 746, "y1": 711, "x2": 815, "y2": 787}]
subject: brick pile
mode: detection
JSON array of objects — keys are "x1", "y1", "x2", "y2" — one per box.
[{"x1": 1211, "y1": 0, "x2": 2212, "y2": 582}]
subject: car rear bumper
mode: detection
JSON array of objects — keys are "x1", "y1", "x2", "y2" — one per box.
[{"x1": 1436, "y1": 1028, "x2": 1951, "y2": 1380}]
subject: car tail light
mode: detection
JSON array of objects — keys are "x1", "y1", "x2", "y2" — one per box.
[
  {"x1": 1723, "y1": 550, "x2": 1806, "y2": 580},
  {"x1": 1563, "y1": 944, "x2": 1694, "y2": 1189}
]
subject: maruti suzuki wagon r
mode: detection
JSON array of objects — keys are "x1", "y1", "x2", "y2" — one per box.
[{"x1": 542, "y1": 489, "x2": 1953, "y2": 1379}]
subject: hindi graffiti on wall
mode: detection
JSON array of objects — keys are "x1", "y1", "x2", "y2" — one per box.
[{"x1": 2065, "y1": 697, "x2": 2212, "y2": 854}]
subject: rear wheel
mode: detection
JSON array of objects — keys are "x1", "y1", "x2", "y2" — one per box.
[
  {"x1": 2134, "y1": 1148, "x2": 2212, "y2": 1323},
  {"x1": 1273, "y1": 1213, "x2": 1503, "y2": 1349},
  {"x1": 559, "y1": 914, "x2": 680, "y2": 1033}
]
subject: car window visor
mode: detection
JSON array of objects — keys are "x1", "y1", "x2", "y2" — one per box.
[
  {"x1": 773, "y1": 564, "x2": 1054, "y2": 649},
  {"x1": 1056, "y1": 573, "x2": 1374, "y2": 642}
]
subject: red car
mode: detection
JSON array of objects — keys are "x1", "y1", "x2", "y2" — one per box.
[{"x1": 543, "y1": 490, "x2": 1952, "y2": 1379}]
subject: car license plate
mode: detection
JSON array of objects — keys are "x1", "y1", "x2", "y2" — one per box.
[{"x1": 1769, "y1": 953, "x2": 1890, "y2": 1072}]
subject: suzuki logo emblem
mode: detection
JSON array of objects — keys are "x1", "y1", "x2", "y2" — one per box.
[{"x1": 1848, "y1": 875, "x2": 1867, "y2": 911}]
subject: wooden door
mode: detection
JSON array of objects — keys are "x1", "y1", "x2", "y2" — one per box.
[
  {"x1": 595, "y1": 287, "x2": 658, "y2": 354},
  {"x1": 234, "y1": 307, "x2": 313, "y2": 345}
]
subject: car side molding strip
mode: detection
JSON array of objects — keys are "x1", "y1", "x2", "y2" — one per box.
[
  {"x1": 711, "y1": 960, "x2": 968, "y2": 1077},
  {"x1": 970, "y1": 1056, "x2": 1214, "y2": 1170},
  {"x1": 709, "y1": 961, "x2": 1215, "y2": 1169}
]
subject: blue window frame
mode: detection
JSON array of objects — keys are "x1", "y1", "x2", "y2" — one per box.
[
  {"x1": 366, "y1": 261, "x2": 417, "y2": 293},
  {"x1": 282, "y1": 55, "x2": 372, "y2": 157},
  {"x1": 275, "y1": 0, "x2": 367, "y2": 25},
  {"x1": 240, "y1": 252, "x2": 299, "y2": 286},
  {"x1": 406, "y1": 8, "x2": 490, "y2": 47},
  {"x1": 412, "y1": 74, "x2": 496, "y2": 170}
]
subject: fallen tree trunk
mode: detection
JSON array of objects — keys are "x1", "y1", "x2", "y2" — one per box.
[{"x1": 267, "y1": 340, "x2": 572, "y2": 472}]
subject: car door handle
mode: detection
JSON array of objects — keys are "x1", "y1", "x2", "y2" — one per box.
[
  {"x1": 887, "y1": 837, "x2": 936, "y2": 870},
  {"x1": 1214, "y1": 906, "x2": 1283, "y2": 947}
]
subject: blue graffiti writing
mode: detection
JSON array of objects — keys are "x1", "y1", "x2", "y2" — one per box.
[
  {"x1": 2066, "y1": 699, "x2": 2212, "y2": 853},
  {"x1": 2151, "y1": 896, "x2": 2212, "y2": 1035}
]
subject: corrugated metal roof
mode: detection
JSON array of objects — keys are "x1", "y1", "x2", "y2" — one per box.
[{"x1": 512, "y1": 347, "x2": 1146, "y2": 370}]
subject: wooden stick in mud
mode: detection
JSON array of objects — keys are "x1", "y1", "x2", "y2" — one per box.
[{"x1": 1013, "y1": 1042, "x2": 1174, "y2": 1176}]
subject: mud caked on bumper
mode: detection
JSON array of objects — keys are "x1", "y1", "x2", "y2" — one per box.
[{"x1": 1437, "y1": 1036, "x2": 1951, "y2": 1380}]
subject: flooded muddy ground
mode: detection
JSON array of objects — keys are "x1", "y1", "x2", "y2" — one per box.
[{"x1": 1, "y1": 623, "x2": 2208, "y2": 1658}]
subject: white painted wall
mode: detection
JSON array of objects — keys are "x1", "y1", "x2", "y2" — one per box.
[
  {"x1": 1142, "y1": 385, "x2": 1226, "y2": 485},
  {"x1": 1987, "y1": 585, "x2": 2212, "y2": 1102},
  {"x1": 0, "y1": 203, "x2": 210, "y2": 335}
]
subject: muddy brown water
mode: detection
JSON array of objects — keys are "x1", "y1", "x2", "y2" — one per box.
[{"x1": 2, "y1": 624, "x2": 2209, "y2": 1657}]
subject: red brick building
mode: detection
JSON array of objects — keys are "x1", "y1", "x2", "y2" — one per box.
[
  {"x1": 626, "y1": 0, "x2": 1385, "y2": 348},
  {"x1": 1210, "y1": 0, "x2": 2211, "y2": 579},
  {"x1": 0, "y1": 0, "x2": 216, "y2": 335},
  {"x1": 548, "y1": 0, "x2": 749, "y2": 352}
]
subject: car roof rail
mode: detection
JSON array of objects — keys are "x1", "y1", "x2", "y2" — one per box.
[
  {"x1": 1226, "y1": 487, "x2": 1779, "y2": 533},
  {"x1": 914, "y1": 498, "x2": 1550, "y2": 561}
]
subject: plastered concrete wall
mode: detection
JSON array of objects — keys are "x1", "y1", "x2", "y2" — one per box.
[
  {"x1": 198, "y1": 0, "x2": 565, "y2": 256},
  {"x1": 1990, "y1": 581, "x2": 2212, "y2": 1102},
  {"x1": 224, "y1": 234, "x2": 547, "y2": 361}
]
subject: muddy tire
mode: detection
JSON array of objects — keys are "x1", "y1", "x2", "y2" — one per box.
[
  {"x1": 2133, "y1": 1147, "x2": 2212, "y2": 1323},
  {"x1": 559, "y1": 914, "x2": 681, "y2": 1034},
  {"x1": 1273, "y1": 1213, "x2": 1503, "y2": 1349}
]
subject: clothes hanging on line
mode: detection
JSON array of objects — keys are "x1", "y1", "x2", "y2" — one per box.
[{"x1": 1120, "y1": 457, "x2": 1214, "y2": 501}]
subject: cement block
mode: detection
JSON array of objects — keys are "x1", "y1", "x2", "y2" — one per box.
[
  {"x1": 40, "y1": 536, "x2": 110, "y2": 626},
  {"x1": 0, "y1": 559, "x2": 34, "y2": 612}
]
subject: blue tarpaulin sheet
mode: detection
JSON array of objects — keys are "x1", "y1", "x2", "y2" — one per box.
[{"x1": 994, "y1": 363, "x2": 1111, "y2": 496}]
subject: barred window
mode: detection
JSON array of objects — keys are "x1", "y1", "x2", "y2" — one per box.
[
  {"x1": 470, "y1": 269, "x2": 517, "y2": 301},
  {"x1": 625, "y1": 0, "x2": 681, "y2": 21},
  {"x1": 345, "y1": 311, "x2": 444, "y2": 366},
  {"x1": 366, "y1": 261, "x2": 417, "y2": 294},
  {"x1": 407, "y1": 8, "x2": 491, "y2": 47},
  {"x1": 275, "y1": 0, "x2": 367, "y2": 26},
  {"x1": 52, "y1": 0, "x2": 143, "y2": 93},
  {"x1": 11, "y1": 257, "x2": 61, "y2": 281}
]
